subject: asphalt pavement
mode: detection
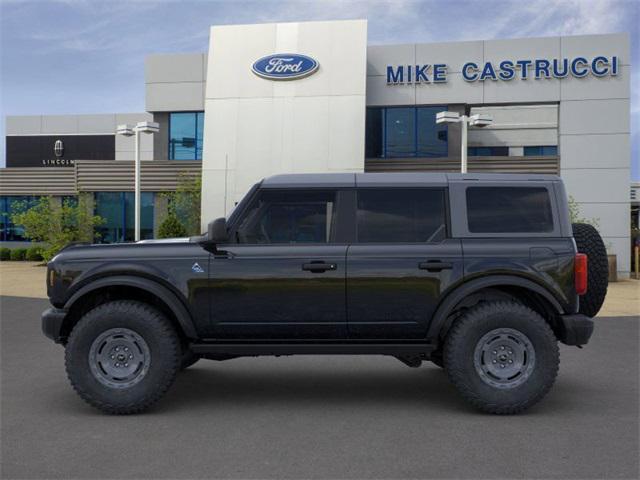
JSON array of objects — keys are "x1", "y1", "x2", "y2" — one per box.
[{"x1": 1, "y1": 295, "x2": 638, "y2": 479}]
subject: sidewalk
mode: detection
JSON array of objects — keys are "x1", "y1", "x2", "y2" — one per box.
[{"x1": 0, "y1": 261, "x2": 637, "y2": 317}]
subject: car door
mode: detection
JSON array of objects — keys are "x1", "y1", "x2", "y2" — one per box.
[
  {"x1": 346, "y1": 187, "x2": 463, "y2": 339},
  {"x1": 204, "y1": 188, "x2": 348, "y2": 340}
]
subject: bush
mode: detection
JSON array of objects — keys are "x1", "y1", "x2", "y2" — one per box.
[
  {"x1": 0, "y1": 248, "x2": 10, "y2": 261},
  {"x1": 10, "y1": 248, "x2": 27, "y2": 261},
  {"x1": 26, "y1": 246, "x2": 44, "y2": 261},
  {"x1": 10, "y1": 196, "x2": 104, "y2": 262},
  {"x1": 158, "y1": 213, "x2": 188, "y2": 239}
]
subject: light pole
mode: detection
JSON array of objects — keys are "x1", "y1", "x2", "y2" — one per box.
[
  {"x1": 436, "y1": 111, "x2": 492, "y2": 173},
  {"x1": 116, "y1": 121, "x2": 159, "y2": 241}
]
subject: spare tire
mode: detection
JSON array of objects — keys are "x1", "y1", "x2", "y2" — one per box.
[{"x1": 572, "y1": 223, "x2": 608, "y2": 317}]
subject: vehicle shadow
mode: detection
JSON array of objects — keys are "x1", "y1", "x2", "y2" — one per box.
[{"x1": 155, "y1": 361, "x2": 474, "y2": 414}]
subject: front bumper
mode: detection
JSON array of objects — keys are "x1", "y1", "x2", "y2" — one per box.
[
  {"x1": 41, "y1": 307, "x2": 68, "y2": 344},
  {"x1": 557, "y1": 314, "x2": 594, "y2": 346}
]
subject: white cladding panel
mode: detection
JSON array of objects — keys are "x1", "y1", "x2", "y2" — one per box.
[{"x1": 201, "y1": 20, "x2": 367, "y2": 223}]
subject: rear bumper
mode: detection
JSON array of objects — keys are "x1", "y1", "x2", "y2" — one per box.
[
  {"x1": 557, "y1": 314, "x2": 594, "y2": 346},
  {"x1": 41, "y1": 307, "x2": 67, "y2": 344}
]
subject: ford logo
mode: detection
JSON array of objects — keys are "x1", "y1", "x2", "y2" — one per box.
[{"x1": 252, "y1": 53, "x2": 319, "y2": 80}]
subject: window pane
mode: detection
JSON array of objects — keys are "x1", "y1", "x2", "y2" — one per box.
[
  {"x1": 542, "y1": 145, "x2": 558, "y2": 156},
  {"x1": 169, "y1": 113, "x2": 197, "y2": 160},
  {"x1": 357, "y1": 189, "x2": 446, "y2": 243},
  {"x1": 124, "y1": 192, "x2": 154, "y2": 241},
  {"x1": 1, "y1": 196, "x2": 38, "y2": 242},
  {"x1": 95, "y1": 192, "x2": 124, "y2": 243},
  {"x1": 466, "y1": 187, "x2": 554, "y2": 233},
  {"x1": 385, "y1": 108, "x2": 415, "y2": 157},
  {"x1": 237, "y1": 190, "x2": 336, "y2": 244},
  {"x1": 196, "y1": 112, "x2": 205, "y2": 160},
  {"x1": 365, "y1": 108, "x2": 383, "y2": 158},
  {"x1": 95, "y1": 192, "x2": 154, "y2": 243},
  {"x1": 417, "y1": 107, "x2": 448, "y2": 157}
]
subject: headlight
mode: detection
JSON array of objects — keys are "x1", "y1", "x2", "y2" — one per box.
[{"x1": 49, "y1": 269, "x2": 56, "y2": 288}]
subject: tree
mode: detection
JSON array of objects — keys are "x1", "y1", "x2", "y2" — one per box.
[
  {"x1": 162, "y1": 173, "x2": 202, "y2": 236},
  {"x1": 11, "y1": 196, "x2": 105, "y2": 261},
  {"x1": 157, "y1": 213, "x2": 188, "y2": 239},
  {"x1": 568, "y1": 195, "x2": 599, "y2": 228}
]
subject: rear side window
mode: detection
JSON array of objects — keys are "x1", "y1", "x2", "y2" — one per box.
[
  {"x1": 466, "y1": 187, "x2": 554, "y2": 233},
  {"x1": 356, "y1": 188, "x2": 446, "y2": 243}
]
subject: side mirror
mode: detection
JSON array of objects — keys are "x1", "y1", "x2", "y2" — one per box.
[{"x1": 207, "y1": 217, "x2": 229, "y2": 244}]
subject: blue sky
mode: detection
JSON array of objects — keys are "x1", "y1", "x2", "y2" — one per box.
[{"x1": 1, "y1": 0, "x2": 638, "y2": 178}]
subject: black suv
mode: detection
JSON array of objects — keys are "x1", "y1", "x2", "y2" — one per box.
[{"x1": 42, "y1": 173, "x2": 608, "y2": 414}]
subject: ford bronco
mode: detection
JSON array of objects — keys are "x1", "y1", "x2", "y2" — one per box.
[{"x1": 42, "y1": 173, "x2": 608, "y2": 414}]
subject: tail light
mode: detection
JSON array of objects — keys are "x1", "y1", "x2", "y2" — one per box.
[{"x1": 575, "y1": 253, "x2": 588, "y2": 295}]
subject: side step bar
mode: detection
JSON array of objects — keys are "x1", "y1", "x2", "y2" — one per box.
[{"x1": 190, "y1": 342, "x2": 436, "y2": 356}]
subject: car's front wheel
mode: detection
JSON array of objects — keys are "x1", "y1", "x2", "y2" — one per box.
[
  {"x1": 65, "y1": 300, "x2": 181, "y2": 414},
  {"x1": 444, "y1": 301, "x2": 559, "y2": 414}
]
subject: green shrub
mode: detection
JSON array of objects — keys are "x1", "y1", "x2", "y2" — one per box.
[
  {"x1": 10, "y1": 248, "x2": 27, "y2": 261},
  {"x1": 26, "y1": 246, "x2": 44, "y2": 261},
  {"x1": 158, "y1": 213, "x2": 188, "y2": 239},
  {"x1": 0, "y1": 248, "x2": 10, "y2": 261},
  {"x1": 10, "y1": 195, "x2": 104, "y2": 262}
]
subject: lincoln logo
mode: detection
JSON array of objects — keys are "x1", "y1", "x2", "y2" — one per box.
[
  {"x1": 54, "y1": 139, "x2": 64, "y2": 158},
  {"x1": 252, "y1": 53, "x2": 319, "y2": 80}
]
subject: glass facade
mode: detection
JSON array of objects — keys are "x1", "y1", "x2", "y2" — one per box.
[
  {"x1": 524, "y1": 146, "x2": 558, "y2": 156},
  {"x1": 95, "y1": 192, "x2": 154, "y2": 243},
  {"x1": 468, "y1": 146, "x2": 510, "y2": 156},
  {"x1": 0, "y1": 196, "x2": 39, "y2": 242},
  {"x1": 169, "y1": 112, "x2": 204, "y2": 160},
  {"x1": 365, "y1": 106, "x2": 448, "y2": 158}
]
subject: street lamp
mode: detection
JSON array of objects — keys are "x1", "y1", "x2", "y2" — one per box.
[
  {"x1": 436, "y1": 111, "x2": 493, "y2": 173},
  {"x1": 116, "y1": 121, "x2": 159, "y2": 241}
]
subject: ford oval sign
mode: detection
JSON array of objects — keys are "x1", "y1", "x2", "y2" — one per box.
[{"x1": 252, "y1": 53, "x2": 319, "y2": 80}]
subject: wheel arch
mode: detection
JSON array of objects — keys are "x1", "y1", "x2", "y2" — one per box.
[
  {"x1": 61, "y1": 275, "x2": 198, "y2": 343},
  {"x1": 427, "y1": 275, "x2": 565, "y2": 342}
]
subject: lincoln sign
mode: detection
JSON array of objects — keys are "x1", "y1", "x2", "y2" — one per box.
[{"x1": 386, "y1": 55, "x2": 620, "y2": 84}]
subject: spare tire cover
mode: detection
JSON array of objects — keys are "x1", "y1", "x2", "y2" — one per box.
[{"x1": 572, "y1": 223, "x2": 609, "y2": 317}]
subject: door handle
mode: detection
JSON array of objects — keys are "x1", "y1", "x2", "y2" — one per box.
[
  {"x1": 418, "y1": 261, "x2": 453, "y2": 272},
  {"x1": 302, "y1": 262, "x2": 337, "y2": 273}
]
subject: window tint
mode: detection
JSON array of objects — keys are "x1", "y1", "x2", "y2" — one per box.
[
  {"x1": 237, "y1": 190, "x2": 336, "y2": 244},
  {"x1": 357, "y1": 189, "x2": 446, "y2": 243},
  {"x1": 466, "y1": 187, "x2": 554, "y2": 233}
]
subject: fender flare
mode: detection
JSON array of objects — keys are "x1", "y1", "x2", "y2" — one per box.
[
  {"x1": 426, "y1": 275, "x2": 565, "y2": 340},
  {"x1": 64, "y1": 275, "x2": 198, "y2": 339}
]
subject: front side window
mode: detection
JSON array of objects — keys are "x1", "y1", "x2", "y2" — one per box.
[
  {"x1": 356, "y1": 189, "x2": 446, "y2": 243},
  {"x1": 237, "y1": 190, "x2": 336, "y2": 244},
  {"x1": 466, "y1": 187, "x2": 554, "y2": 233},
  {"x1": 169, "y1": 112, "x2": 204, "y2": 160}
]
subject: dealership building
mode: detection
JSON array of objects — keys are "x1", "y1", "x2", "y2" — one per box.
[{"x1": 0, "y1": 20, "x2": 633, "y2": 276}]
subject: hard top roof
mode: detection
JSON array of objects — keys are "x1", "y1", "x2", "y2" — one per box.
[{"x1": 261, "y1": 172, "x2": 560, "y2": 188}]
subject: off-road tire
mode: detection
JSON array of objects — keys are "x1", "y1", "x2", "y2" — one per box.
[
  {"x1": 180, "y1": 350, "x2": 201, "y2": 370},
  {"x1": 444, "y1": 301, "x2": 559, "y2": 414},
  {"x1": 572, "y1": 222, "x2": 608, "y2": 317},
  {"x1": 65, "y1": 300, "x2": 181, "y2": 414}
]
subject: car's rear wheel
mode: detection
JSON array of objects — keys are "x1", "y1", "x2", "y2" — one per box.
[
  {"x1": 572, "y1": 222, "x2": 608, "y2": 317},
  {"x1": 444, "y1": 301, "x2": 559, "y2": 414},
  {"x1": 65, "y1": 300, "x2": 181, "y2": 414}
]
